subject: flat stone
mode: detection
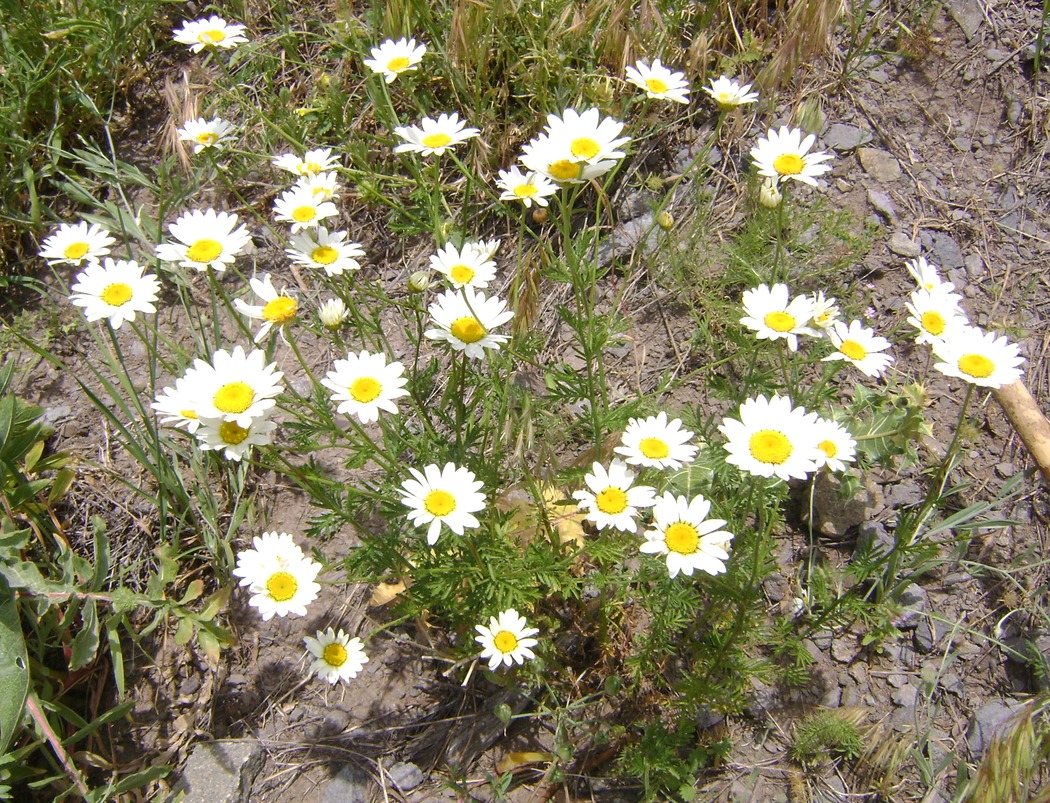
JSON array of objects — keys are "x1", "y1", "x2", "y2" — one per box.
[
  {"x1": 892, "y1": 684, "x2": 919, "y2": 708},
  {"x1": 888, "y1": 232, "x2": 921, "y2": 257},
  {"x1": 831, "y1": 638, "x2": 857, "y2": 664},
  {"x1": 867, "y1": 188, "x2": 897, "y2": 222},
  {"x1": 855, "y1": 521, "x2": 894, "y2": 559},
  {"x1": 967, "y1": 700, "x2": 1027, "y2": 759},
  {"x1": 387, "y1": 762, "x2": 424, "y2": 792},
  {"x1": 174, "y1": 740, "x2": 264, "y2": 803},
  {"x1": 322, "y1": 766, "x2": 372, "y2": 803},
  {"x1": 949, "y1": 0, "x2": 984, "y2": 40},
  {"x1": 824, "y1": 123, "x2": 873, "y2": 151},
  {"x1": 858, "y1": 147, "x2": 901, "y2": 182},
  {"x1": 931, "y1": 231, "x2": 965, "y2": 269}
]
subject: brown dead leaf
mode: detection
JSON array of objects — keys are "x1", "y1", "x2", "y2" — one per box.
[
  {"x1": 496, "y1": 751, "x2": 556, "y2": 774},
  {"x1": 370, "y1": 580, "x2": 407, "y2": 606}
]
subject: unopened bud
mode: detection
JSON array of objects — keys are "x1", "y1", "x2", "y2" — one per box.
[
  {"x1": 656, "y1": 211, "x2": 674, "y2": 231},
  {"x1": 759, "y1": 178, "x2": 782, "y2": 209},
  {"x1": 318, "y1": 298, "x2": 349, "y2": 330},
  {"x1": 408, "y1": 270, "x2": 431, "y2": 293},
  {"x1": 531, "y1": 207, "x2": 549, "y2": 224}
]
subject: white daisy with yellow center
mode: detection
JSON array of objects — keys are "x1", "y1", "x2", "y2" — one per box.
[
  {"x1": 429, "y1": 242, "x2": 498, "y2": 290},
  {"x1": 172, "y1": 15, "x2": 248, "y2": 53},
  {"x1": 177, "y1": 117, "x2": 236, "y2": 154},
  {"x1": 810, "y1": 290, "x2": 840, "y2": 330},
  {"x1": 719, "y1": 394, "x2": 823, "y2": 482},
  {"x1": 39, "y1": 221, "x2": 115, "y2": 265},
  {"x1": 272, "y1": 147, "x2": 340, "y2": 177},
  {"x1": 519, "y1": 133, "x2": 620, "y2": 184},
  {"x1": 640, "y1": 493, "x2": 734, "y2": 578},
  {"x1": 740, "y1": 283, "x2": 818, "y2": 352},
  {"x1": 363, "y1": 37, "x2": 427, "y2": 83},
  {"x1": 293, "y1": 171, "x2": 341, "y2": 202},
  {"x1": 394, "y1": 113, "x2": 480, "y2": 157},
  {"x1": 185, "y1": 345, "x2": 284, "y2": 429},
  {"x1": 905, "y1": 287, "x2": 968, "y2": 346},
  {"x1": 543, "y1": 108, "x2": 630, "y2": 165},
  {"x1": 931, "y1": 326, "x2": 1025, "y2": 389},
  {"x1": 233, "y1": 533, "x2": 321, "y2": 621},
  {"x1": 750, "y1": 126, "x2": 833, "y2": 187},
  {"x1": 69, "y1": 258, "x2": 160, "y2": 330},
  {"x1": 400, "y1": 462, "x2": 486, "y2": 546},
  {"x1": 614, "y1": 411, "x2": 699, "y2": 470},
  {"x1": 153, "y1": 375, "x2": 203, "y2": 433},
  {"x1": 424, "y1": 287, "x2": 513, "y2": 360},
  {"x1": 318, "y1": 298, "x2": 349, "y2": 330},
  {"x1": 703, "y1": 74, "x2": 759, "y2": 108},
  {"x1": 906, "y1": 256, "x2": 952, "y2": 293},
  {"x1": 321, "y1": 350, "x2": 410, "y2": 424},
  {"x1": 304, "y1": 628, "x2": 369, "y2": 684},
  {"x1": 496, "y1": 166, "x2": 558, "y2": 208},
  {"x1": 273, "y1": 186, "x2": 338, "y2": 233},
  {"x1": 156, "y1": 208, "x2": 252, "y2": 272},
  {"x1": 573, "y1": 460, "x2": 656, "y2": 532},
  {"x1": 625, "y1": 59, "x2": 691, "y2": 103},
  {"x1": 475, "y1": 609, "x2": 539, "y2": 671},
  {"x1": 232, "y1": 274, "x2": 299, "y2": 343},
  {"x1": 811, "y1": 417, "x2": 857, "y2": 473},
  {"x1": 822, "y1": 319, "x2": 894, "y2": 378},
  {"x1": 286, "y1": 227, "x2": 364, "y2": 277},
  {"x1": 195, "y1": 413, "x2": 276, "y2": 462}
]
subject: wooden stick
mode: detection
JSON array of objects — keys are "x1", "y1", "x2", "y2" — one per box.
[{"x1": 992, "y1": 380, "x2": 1050, "y2": 484}]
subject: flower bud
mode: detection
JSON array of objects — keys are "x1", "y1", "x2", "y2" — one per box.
[
  {"x1": 531, "y1": 207, "x2": 549, "y2": 224},
  {"x1": 656, "y1": 211, "x2": 674, "y2": 231},
  {"x1": 408, "y1": 270, "x2": 431, "y2": 293},
  {"x1": 318, "y1": 298, "x2": 349, "y2": 330},
  {"x1": 759, "y1": 178, "x2": 782, "y2": 209}
]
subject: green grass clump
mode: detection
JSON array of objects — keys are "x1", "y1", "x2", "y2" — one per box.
[{"x1": 791, "y1": 709, "x2": 866, "y2": 764}]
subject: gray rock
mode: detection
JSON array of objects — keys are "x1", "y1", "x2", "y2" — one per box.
[
  {"x1": 597, "y1": 213, "x2": 658, "y2": 266},
  {"x1": 967, "y1": 699, "x2": 1027, "y2": 759},
  {"x1": 831, "y1": 638, "x2": 857, "y2": 664},
  {"x1": 964, "y1": 253, "x2": 985, "y2": 279},
  {"x1": 387, "y1": 762, "x2": 424, "y2": 792},
  {"x1": 322, "y1": 766, "x2": 372, "y2": 803},
  {"x1": 930, "y1": 232, "x2": 965, "y2": 269},
  {"x1": 888, "y1": 232, "x2": 921, "y2": 257},
  {"x1": 887, "y1": 673, "x2": 909, "y2": 689},
  {"x1": 949, "y1": 0, "x2": 983, "y2": 40},
  {"x1": 867, "y1": 188, "x2": 897, "y2": 222},
  {"x1": 820, "y1": 686, "x2": 843, "y2": 708},
  {"x1": 42, "y1": 404, "x2": 73, "y2": 425},
  {"x1": 855, "y1": 521, "x2": 894, "y2": 559},
  {"x1": 858, "y1": 147, "x2": 902, "y2": 182},
  {"x1": 824, "y1": 123, "x2": 873, "y2": 151},
  {"x1": 914, "y1": 617, "x2": 941, "y2": 653},
  {"x1": 899, "y1": 583, "x2": 927, "y2": 608},
  {"x1": 811, "y1": 472, "x2": 874, "y2": 537},
  {"x1": 885, "y1": 479, "x2": 923, "y2": 508},
  {"x1": 174, "y1": 740, "x2": 264, "y2": 803},
  {"x1": 892, "y1": 684, "x2": 919, "y2": 708}
]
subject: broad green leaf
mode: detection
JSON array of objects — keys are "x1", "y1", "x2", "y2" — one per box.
[
  {"x1": 0, "y1": 578, "x2": 28, "y2": 753},
  {"x1": 0, "y1": 394, "x2": 15, "y2": 455},
  {"x1": 48, "y1": 467, "x2": 75, "y2": 504},
  {"x1": 173, "y1": 617, "x2": 194, "y2": 646},
  {"x1": 89, "y1": 519, "x2": 109, "y2": 593},
  {"x1": 68, "y1": 598, "x2": 99, "y2": 671},
  {"x1": 196, "y1": 628, "x2": 221, "y2": 663}
]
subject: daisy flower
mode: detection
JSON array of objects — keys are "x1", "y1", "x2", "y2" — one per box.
[
  {"x1": 719, "y1": 394, "x2": 823, "y2": 482},
  {"x1": 740, "y1": 283, "x2": 818, "y2": 352},
  {"x1": 474, "y1": 609, "x2": 539, "y2": 671},
  {"x1": 703, "y1": 74, "x2": 759, "y2": 108},
  {"x1": 233, "y1": 539, "x2": 322, "y2": 621},
  {"x1": 184, "y1": 345, "x2": 284, "y2": 429},
  {"x1": 931, "y1": 326, "x2": 1025, "y2": 388},
  {"x1": 810, "y1": 290, "x2": 840, "y2": 330},
  {"x1": 286, "y1": 227, "x2": 364, "y2": 276},
  {"x1": 625, "y1": 59, "x2": 690, "y2": 103},
  {"x1": 429, "y1": 242, "x2": 497, "y2": 289},
  {"x1": 294, "y1": 171, "x2": 341, "y2": 201},
  {"x1": 321, "y1": 350, "x2": 410, "y2": 424},
  {"x1": 905, "y1": 287, "x2": 968, "y2": 346},
  {"x1": 750, "y1": 126, "x2": 833, "y2": 187},
  {"x1": 614, "y1": 411, "x2": 699, "y2": 470},
  {"x1": 304, "y1": 628, "x2": 369, "y2": 684},
  {"x1": 69, "y1": 258, "x2": 159, "y2": 330},
  {"x1": 273, "y1": 186, "x2": 338, "y2": 232},
  {"x1": 272, "y1": 147, "x2": 340, "y2": 177},
  {"x1": 155, "y1": 209, "x2": 252, "y2": 272},
  {"x1": 519, "y1": 133, "x2": 620, "y2": 184},
  {"x1": 153, "y1": 376, "x2": 203, "y2": 433},
  {"x1": 400, "y1": 462, "x2": 486, "y2": 546},
  {"x1": 758, "y1": 177, "x2": 782, "y2": 209},
  {"x1": 177, "y1": 117, "x2": 236, "y2": 154},
  {"x1": 233, "y1": 274, "x2": 298, "y2": 342},
  {"x1": 640, "y1": 493, "x2": 734, "y2": 578},
  {"x1": 573, "y1": 460, "x2": 656, "y2": 532},
  {"x1": 232, "y1": 532, "x2": 305, "y2": 581},
  {"x1": 496, "y1": 167, "x2": 558, "y2": 207},
  {"x1": 474, "y1": 238, "x2": 501, "y2": 261},
  {"x1": 542, "y1": 108, "x2": 630, "y2": 165},
  {"x1": 906, "y1": 256, "x2": 952, "y2": 293},
  {"x1": 394, "y1": 113, "x2": 480, "y2": 157},
  {"x1": 195, "y1": 414, "x2": 276, "y2": 461},
  {"x1": 318, "y1": 298, "x2": 349, "y2": 330},
  {"x1": 822, "y1": 319, "x2": 894, "y2": 378},
  {"x1": 363, "y1": 37, "x2": 426, "y2": 83},
  {"x1": 812, "y1": 417, "x2": 857, "y2": 473},
  {"x1": 172, "y1": 16, "x2": 248, "y2": 53},
  {"x1": 39, "y1": 221, "x2": 115, "y2": 265},
  {"x1": 424, "y1": 287, "x2": 513, "y2": 359}
]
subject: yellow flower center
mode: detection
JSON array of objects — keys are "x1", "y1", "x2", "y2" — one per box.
[
  {"x1": 349, "y1": 376, "x2": 382, "y2": 403},
  {"x1": 450, "y1": 264, "x2": 475, "y2": 285},
  {"x1": 303, "y1": 161, "x2": 321, "y2": 174},
  {"x1": 63, "y1": 242, "x2": 90, "y2": 260},
  {"x1": 570, "y1": 137, "x2": 600, "y2": 160},
  {"x1": 764, "y1": 311, "x2": 797, "y2": 332},
  {"x1": 187, "y1": 238, "x2": 223, "y2": 264},
  {"x1": 310, "y1": 245, "x2": 339, "y2": 265},
  {"x1": 717, "y1": 91, "x2": 733, "y2": 104},
  {"x1": 323, "y1": 642, "x2": 348, "y2": 667},
  {"x1": 595, "y1": 486, "x2": 628, "y2": 515},
  {"x1": 664, "y1": 522, "x2": 700, "y2": 555},
  {"x1": 180, "y1": 409, "x2": 198, "y2": 420},
  {"x1": 645, "y1": 77, "x2": 669, "y2": 95},
  {"x1": 424, "y1": 489, "x2": 456, "y2": 517},
  {"x1": 818, "y1": 439, "x2": 837, "y2": 459},
  {"x1": 639, "y1": 437, "x2": 670, "y2": 460},
  {"x1": 548, "y1": 159, "x2": 582, "y2": 181},
  {"x1": 197, "y1": 132, "x2": 218, "y2": 146},
  {"x1": 219, "y1": 421, "x2": 250, "y2": 444},
  {"x1": 421, "y1": 133, "x2": 452, "y2": 150},
  {"x1": 839, "y1": 339, "x2": 867, "y2": 361},
  {"x1": 514, "y1": 183, "x2": 538, "y2": 198},
  {"x1": 199, "y1": 29, "x2": 226, "y2": 44},
  {"x1": 749, "y1": 429, "x2": 792, "y2": 465},
  {"x1": 262, "y1": 296, "x2": 298, "y2": 323},
  {"x1": 266, "y1": 571, "x2": 297, "y2": 602},
  {"x1": 387, "y1": 56, "x2": 411, "y2": 72},
  {"x1": 450, "y1": 316, "x2": 486, "y2": 344},
  {"x1": 292, "y1": 205, "x2": 317, "y2": 223},
  {"x1": 101, "y1": 282, "x2": 133, "y2": 307},
  {"x1": 773, "y1": 153, "x2": 805, "y2": 175},
  {"x1": 958, "y1": 353, "x2": 994, "y2": 379},
  {"x1": 493, "y1": 630, "x2": 519, "y2": 653},
  {"x1": 213, "y1": 381, "x2": 255, "y2": 414},
  {"x1": 921, "y1": 311, "x2": 945, "y2": 336}
]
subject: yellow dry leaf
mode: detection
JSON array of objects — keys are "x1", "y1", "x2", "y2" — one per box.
[
  {"x1": 496, "y1": 751, "x2": 556, "y2": 774},
  {"x1": 370, "y1": 580, "x2": 406, "y2": 606},
  {"x1": 540, "y1": 485, "x2": 587, "y2": 550}
]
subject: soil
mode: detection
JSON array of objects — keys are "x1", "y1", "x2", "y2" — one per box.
[{"x1": 6, "y1": 0, "x2": 1050, "y2": 801}]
